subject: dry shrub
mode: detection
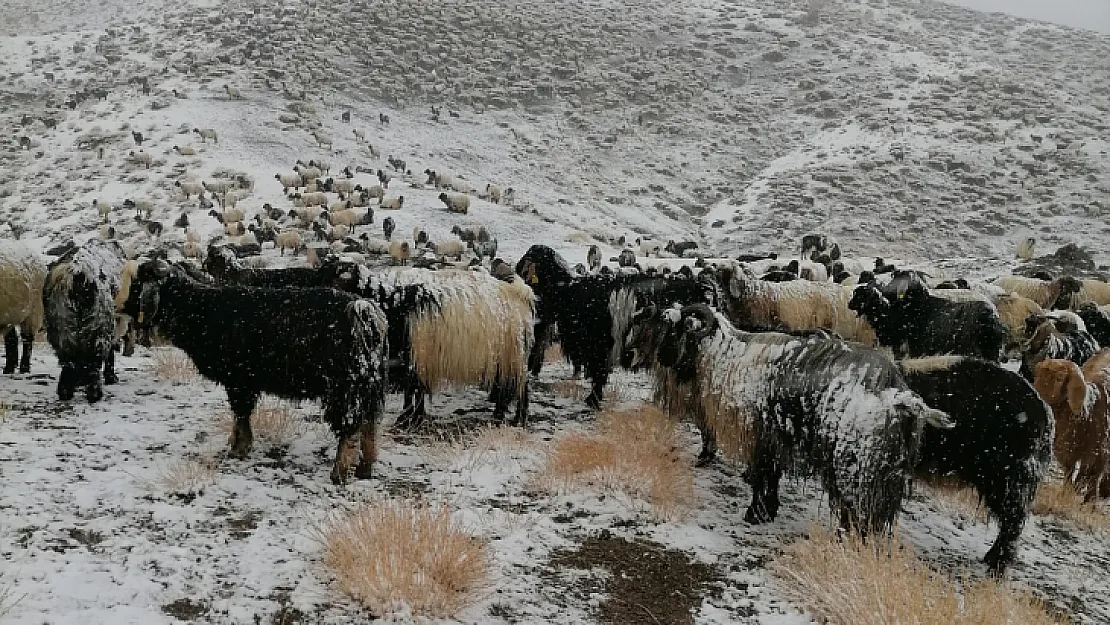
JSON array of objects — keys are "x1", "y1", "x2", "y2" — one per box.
[
  {"x1": 152, "y1": 457, "x2": 217, "y2": 496},
  {"x1": 319, "y1": 499, "x2": 489, "y2": 618},
  {"x1": 773, "y1": 526, "x2": 1067, "y2": 625},
  {"x1": 150, "y1": 347, "x2": 200, "y2": 383},
  {"x1": 217, "y1": 396, "x2": 302, "y2": 447},
  {"x1": 1033, "y1": 481, "x2": 1110, "y2": 534},
  {"x1": 537, "y1": 404, "x2": 694, "y2": 520},
  {"x1": 920, "y1": 479, "x2": 990, "y2": 524},
  {"x1": 551, "y1": 378, "x2": 585, "y2": 400}
]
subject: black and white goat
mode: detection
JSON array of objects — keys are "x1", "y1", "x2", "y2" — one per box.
[
  {"x1": 121, "y1": 260, "x2": 389, "y2": 484},
  {"x1": 202, "y1": 245, "x2": 332, "y2": 289},
  {"x1": 848, "y1": 275, "x2": 1008, "y2": 361},
  {"x1": 622, "y1": 303, "x2": 950, "y2": 533},
  {"x1": 516, "y1": 244, "x2": 716, "y2": 409},
  {"x1": 42, "y1": 240, "x2": 126, "y2": 402},
  {"x1": 1019, "y1": 311, "x2": 1100, "y2": 382},
  {"x1": 898, "y1": 356, "x2": 1054, "y2": 574}
]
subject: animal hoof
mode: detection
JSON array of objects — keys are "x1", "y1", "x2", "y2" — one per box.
[
  {"x1": 354, "y1": 463, "x2": 374, "y2": 480},
  {"x1": 104, "y1": 372, "x2": 119, "y2": 385},
  {"x1": 18, "y1": 366, "x2": 30, "y2": 374},
  {"x1": 3, "y1": 367, "x2": 14, "y2": 375},
  {"x1": 228, "y1": 442, "x2": 251, "y2": 459},
  {"x1": 86, "y1": 385, "x2": 104, "y2": 403}
]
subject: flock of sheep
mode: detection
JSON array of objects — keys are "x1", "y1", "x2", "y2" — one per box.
[{"x1": 3, "y1": 223, "x2": 1110, "y2": 579}]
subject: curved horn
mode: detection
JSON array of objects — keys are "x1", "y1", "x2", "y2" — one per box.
[{"x1": 681, "y1": 304, "x2": 718, "y2": 340}]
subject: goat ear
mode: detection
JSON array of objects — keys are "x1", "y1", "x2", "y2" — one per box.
[{"x1": 1066, "y1": 369, "x2": 1089, "y2": 414}]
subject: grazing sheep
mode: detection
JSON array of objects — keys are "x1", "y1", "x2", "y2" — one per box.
[
  {"x1": 1034, "y1": 350, "x2": 1110, "y2": 501},
  {"x1": 312, "y1": 131, "x2": 333, "y2": 150},
  {"x1": 363, "y1": 184, "x2": 385, "y2": 202},
  {"x1": 94, "y1": 199, "x2": 110, "y2": 222},
  {"x1": 43, "y1": 240, "x2": 127, "y2": 402},
  {"x1": 623, "y1": 303, "x2": 950, "y2": 533},
  {"x1": 899, "y1": 356, "x2": 1053, "y2": 573},
  {"x1": 121, "y1": 259, "x2": 389, "y2": 484},
  {"x1": 275, "y1": 230, "x2": 302, "y2": 256},
  {"x1": 325, "y1": 208, "x2": 372, "y2": 232},
  {"x1": 389, "y1": 239, "x2": 411, "y2": 265},
  {"x1": 308, "y1": 159, "x2": 332, "y2": 175},
  {"x1": 173, "y1": 145, "x2": 197, "y2": 156},
  {"x1": 0, "y1": 241, "x2": 46, "y2": 374},
  {"x1": 326, "y1": 264, "x2": 536, "y2": 428},
  {"x1": 848, "y1": 276, "x2": 1008, "y2": 361},
  {"x1": 99, "y1": 225, "x2": 116, "y2": 240},
  {"x1": 379, "y1": 113, "x2": 390, "y2": 125},
  {"x1": 175, "y1": 180, "x2": 204, "y2": 199},
  {"x1": 715, "y1": 262, "x2": 876, "y2": 345},
  {"x1": 129, "y1": 150, "x2": 153, "y2": 168},
  {"x1": 202, "y1": 179, "x2": 233, "y2": 198},
  {"x1": 412, "y1": 228, "x2": 429, "y2": 247},
  {"x1": 484, "y1": 183, "x2": 502, "y2": 204},
  {"x1": 429, "y1": 237, "x2": 465, "y2": 260},
  {"x1": 387, "y1": 156, "x2": 406, "y2": 172},
  {"x1": 382, "y1": 217, "x2": 395, "y2": 241},
  {"x1": 294, "y1": 164, "x2": 322, "y2": 183},
  {"x1": 470, "y1": 238, "x2": 499, "y2": 261},
  {"x1": 1019, "y1": 313, "x2": 1100, "y2": 381},
  {"x1": 224, "y1": 84, "x2": 243, "y2": 100},
  {"x1": 1065, "y1": 278, "x2": 1110, "y2": 308},
  {"x1": 451, "y1": 225, "x2": 491, "y2": 244},
  {"x1": 275, "y1": 172, "x2": 302, "y2": 193},
  {"x1": 353, "y1": 128, "x2": 366, "y2": 143},
  {"x1": 991, "y1": 274, "x2": 1080, "y2": 310},
  {"x1": 291, "y1": 193, "x2": 327, "y2": 209},
  {"x1": 192, "y1": 128, "x2": 218, "y2": 143},
  {"x1": 379, "y1": 196, "x2": 404, "y2": 211},
  {"x1": 439, "y1": 193, "x2": 470, "y2": 214},
  {"x1": 1016, "y1": 237, "x2": 1036, "y2": 261},
  {"x1": 208, "y1": 207, "x2": 245, "y2": 224},
  {"x1": 636, "y1": 238, "x2": 662, "y2": 258},
  {"x1": 325, "y1": 177, "x2": 355, "y2": 196},
  {"x1": 123, "y1": 199, "x2": 154, "y2": 220}
]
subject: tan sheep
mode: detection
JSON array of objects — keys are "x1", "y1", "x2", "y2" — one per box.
[{"x1": 438, "y1": 192, "x2": 470, "y2": 214}]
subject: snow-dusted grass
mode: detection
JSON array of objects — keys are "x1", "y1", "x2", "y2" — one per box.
[
  {"x1": 317, "y1": 499, "x2": 490, "y2": 618},
  {"x1": 773, "y1": 526, "x2": 1069, "y2": 625},
  {"x1": 149, "y1": 457, "x2": 218, "y2": 497},
  {"x1": 216, "y1": 396, "x2": 304, "y2": 448},
  {"x1": 536, "y1": 404, "x2": 695, "y2": 521},
  {"x1": 149, "y1": 346, "x2": 199, "y2": 384},
  {"x1": 1033, "y1": 482, "x2": 1110, "y2": 534}
]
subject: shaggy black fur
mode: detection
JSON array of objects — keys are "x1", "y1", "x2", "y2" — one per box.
[
  {"x1": 203, "y1": 245, "x2": 332, "y2": 288},
  {"x1": 1078, "y1": 303, "x2": 1110, "y2": 347},
  {"x1": 848, "y1": 282, "x2": 1008, "y2": 361},
  {"x1": 516, "y1": 244, "x2": 716, "y2": 410},
  {"x1": 122, "y1": 260, "x2": 388, "y2": 484},
  {"x1": 42, "y1": 241, "x2": 124, "y2": 403},
  {"x1": 900, "y1": 357, "x2": 1053, "y2": 574}
]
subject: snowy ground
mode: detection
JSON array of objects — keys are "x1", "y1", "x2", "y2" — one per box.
[
  {"x1": 3, "y1": 346, "x2": 1110, "y2": 625},
  {"x1": 2, "y1": 0, "x2": 1110, "y2": 622}
]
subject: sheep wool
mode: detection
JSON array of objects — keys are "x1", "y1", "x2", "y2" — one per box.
[{"x1": 0, "y1": 241, "x2": 47, "y2": 374}]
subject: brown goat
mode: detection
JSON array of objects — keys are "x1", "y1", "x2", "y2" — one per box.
[{"x1": 1034, "y1": 350, "x2": 1110, "y2": 501}]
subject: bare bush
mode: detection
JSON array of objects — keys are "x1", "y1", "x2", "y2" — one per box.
[
  {"x1": 150, "y1": 346, "x2": 200, "y2": 384},
  {"x1": 772, "y1": 526, "x2": 1067, "y2": 625},
  {"x1": 318, "y1": 499, "x2": 489, "y2": 618}
]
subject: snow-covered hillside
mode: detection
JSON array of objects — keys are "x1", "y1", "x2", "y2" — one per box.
[{"x1": 2, "y1": 0, "x2": 1110, "y2": 623}]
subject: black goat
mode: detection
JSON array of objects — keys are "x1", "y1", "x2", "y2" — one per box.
[
  {"x1": 122, "y1": 260, "x2": 388, "y2": 484},
  {"x1": 848, "y1": 280, "x2": 1008, "y2": 362},
  {"x1": 516, "y1": 244, "x2": 715, "y2": 409},
  {"x1": 1077, "y1": 303, "x2": 1110, "y2": 347},
  {"x1": 203, "y1": 245, "x2": 331, "y2": 288},
  {"x1": 42, "y1": 240, "x2": 126, "y2": 402},
  {"x1": 382, "y1": 217, "x2": 396, "y2": 241},
  {"x1": 899, "y1": 356, "x2": 1053, "y2": 574},
  {"x1": 665, "y1": 240, "x2": 698, "y2": 257}
]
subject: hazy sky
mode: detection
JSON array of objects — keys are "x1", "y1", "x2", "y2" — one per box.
[{"x1": 941, "y1": 0, "x2": 1110, "y2": 34}]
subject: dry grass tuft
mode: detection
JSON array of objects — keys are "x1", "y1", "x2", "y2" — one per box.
[
  {"x1": 550, "y1": 379, "x2": 585, "y2": 400},
  {"x1": 920, "y1": 479, "x2": 990, "y2": 524},
  {"x1": 152, "y1": 457, "x2": 217, "y2": 496},
  {"x1": 537, "y1": 404, "x2": 694, "y2": 520},
  {"x1": 217, "y1": 396, "x2": 302, "y2": 447},
  {"x1": 150, "y1": 347, "x2": 200, "y2": 383},
  {"x1": 773, "y1": 526, "x2": 1068, "y2": 625},
  {"x1": 1033, "y1": 481, "x2": 1110, "y2": 534},
  {"x1": 422, "y1": 425, "x2": 537, "y2": 473},
  {"x1": 318, "y1": 499, "x2": 489, "y2": 618}
]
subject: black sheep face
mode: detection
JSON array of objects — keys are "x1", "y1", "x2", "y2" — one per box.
[
  {"x1": 847, "y1": 284, "x2": 889, "y2": 318},
  {"x1": 886, "y1": 270, "x2": 929, "y2": 304}
]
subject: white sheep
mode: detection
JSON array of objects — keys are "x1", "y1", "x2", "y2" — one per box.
[
  {"x1": 353, "y1": 128, "x2": 366, "y2": 143},
  {"x1": 129, "y1": 150, "x2": 153, "y2": 168},
  {"x1": 94, "y1": 199, "x2": 110, "y2": 222},
  {"x1": 328, "y1": 199, "x2": 353, "y2": 212},
  {"x1": 483, "y1": 183, "x2": 502, "y2": 204},
  {"x1": 0, "y1": 241, "x2": 47, "y2": 374},
  {"x1": 312, "y1": 131, "x2": 333, "y2": 150},
  {"x1": 310, "y1": 159, "x2": 332, "y2": 174},
  {"x1": 389, "y1": 239, "x2": 412, "y2": 265},
  {"x1": 203, "y1": 179, "x2": 233, "y2": 197},
  {"x1": 211, "y1": 207, "x2": 245, "y2": 224},
  {"x1": 360, "y1": 236, "x2": 390, "y2": 254},
  {"x1": 430, "y1": 237, "x2": 465, "y2": 260},
  {"x1": 637, "y1": 237, "x2": 661, "y2": 258},
  {"x1": 220, "y1": 189, "x2": 249, "y2": 210},
  {"x1": 276, "y1": 230, "x2": 302, "y2": 256},
  {"x1": 295, "y1": 164, "x2": 322, "y2": 183},
  {"x1": 379, "y1": 196, "x2": 404, "y2": 210},
  {"x1": 124, "y1": 198, "x2": 154, "y2": 220},
  {"x1": 293, "y1": 192, "x2": 328, "y2": 208},
  {"x1": 289, "y1": 205, "x2": 325, "y2": 224},
  {"x1": 329, "y1": 178, "x2": 354, "y2": 195},
  {"x1": 1016, "y1": 237, "x2": 1035, "y2": 261},
  {"x1": 173, "y1": 145, "x2": 197, "y2": 156},
  {"x1": 193, "y1": 128, "x2": 218, "y2": 143},
  {"x1": 366, "y1": 184, "x2": 385, "y2": 201},
  {"x1": 438, "y1": 192, "x2": 469, "y2": 214},
  {"x1": 175, "y1": 180, "x2": 204, "y2": 199},
  {"x1": 275, "y1": 172, "x2": 302, "y2": 193},
  {"x1": 224, "y1": 84, "x2": 243, "y2": 100}
]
